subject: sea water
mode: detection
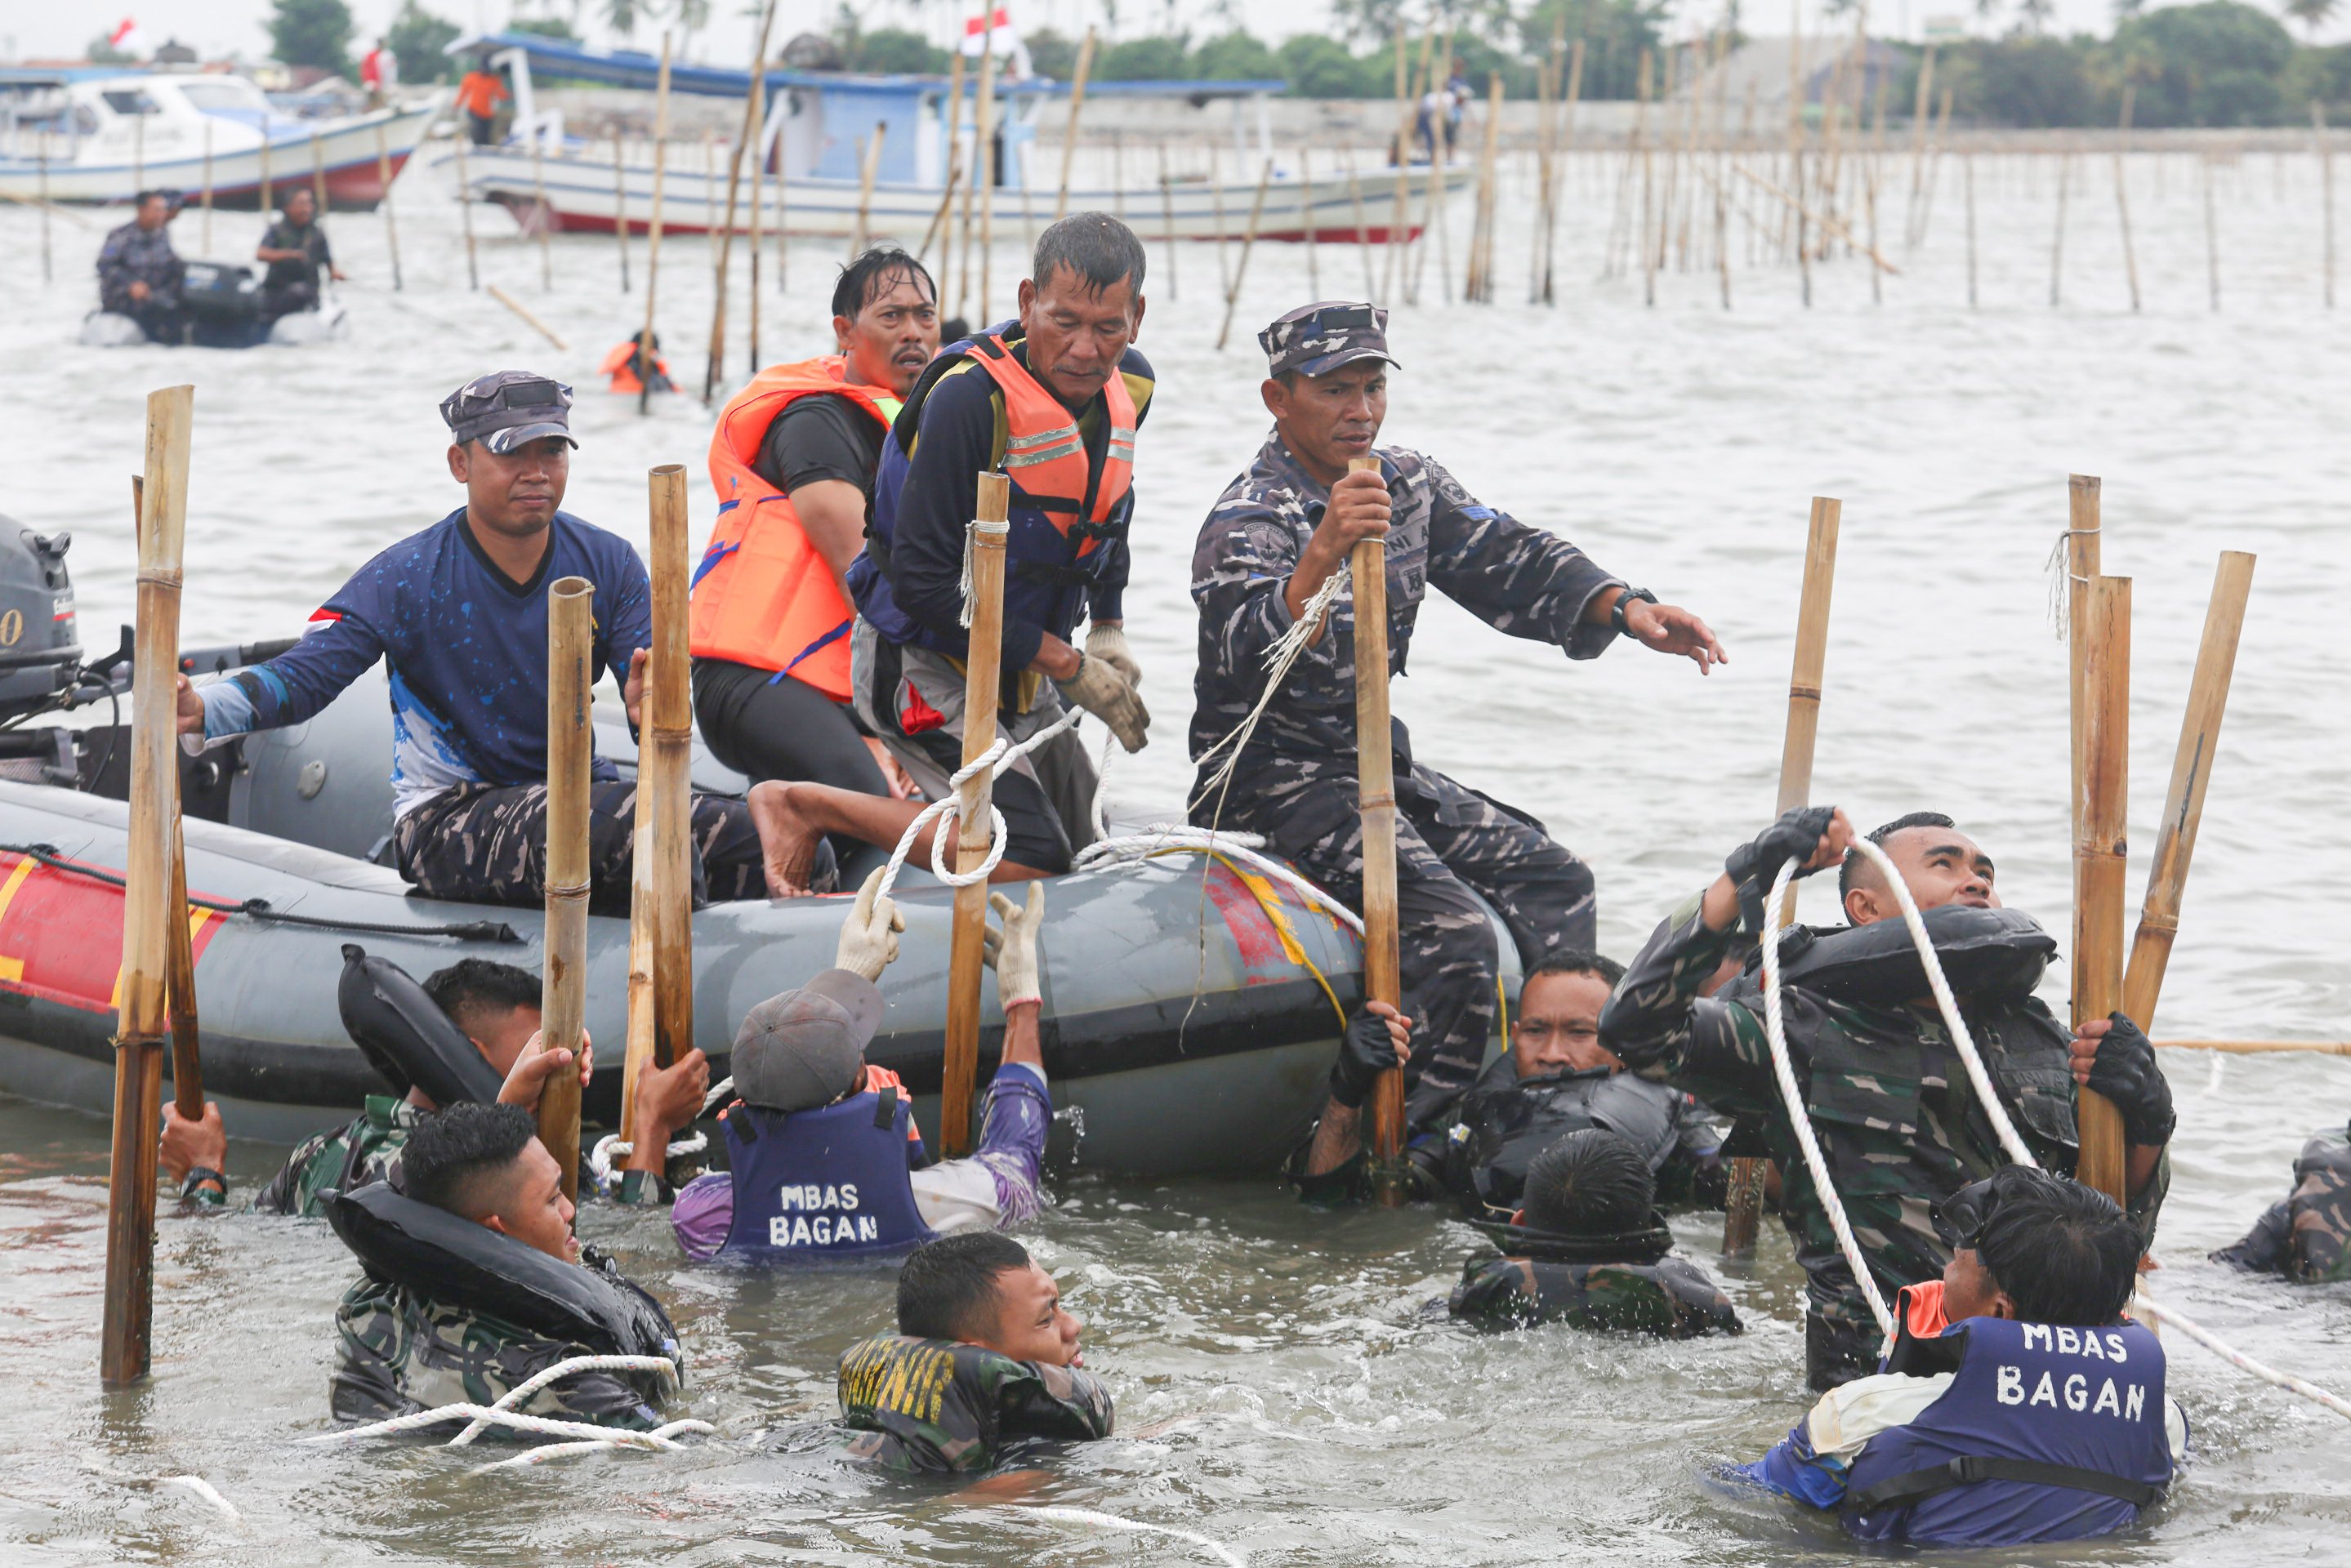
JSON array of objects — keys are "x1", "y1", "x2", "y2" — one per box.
[{"x1": 0, "y1": 145, "x2": 2346, "y2": 1563}]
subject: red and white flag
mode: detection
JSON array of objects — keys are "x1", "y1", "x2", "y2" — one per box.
[
  {"x1": 958, "y1": 7, "x2": 1014, "y2": 56},
  {"x1": 108, "y1": 17, "x2": 149, "y2": 56}
]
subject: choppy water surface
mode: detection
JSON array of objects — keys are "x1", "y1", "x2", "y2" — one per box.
[{"x1": 2, "y1": 146, "x2": 2347, "y2": 1564}]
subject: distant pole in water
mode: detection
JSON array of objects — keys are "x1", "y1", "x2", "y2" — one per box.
[
  {"x1": 37, "y1": 129, "x2": 52, "y2": 283},
  {"x1": 1964, "y1": 149, "x2": 1977, "y2": 309},
  {"x1": 1300, "y1": 144, "x2": 1320, "y2": 299},
  {"x1": 310, "y1": 127, "x2": 328, "y2": 219},
  {"x1": 2112, "y1": 86, "x2": 2142, "y2": 314},
  {"x1": 1053, "y1": 25, "x2": 1097, "y2": 224},
  {"x1": 132, "y1": 112, "x2": 144, "y2": 195},
  {"x1": 959, "y1": 30, "x2": 995, "y2": 324},
  {"x1": 852, "y1": 129, "x2": 883, "y2": 263},
  {"x1": 453, "y1": 133, "x2": 480, "y2": 291},
  {"x1": 934, "y1": 48, "x2": 966, "y2": 290},
  {"x1": 2202, "y1": 154, "x2": 2220, "y2": 313},
  {"x1": 1383, "y1": 18, "x2": 1415, "y2": 304},
  {"x1": 1215, "y1": 155, "x2": 1274, "y2": 350},
  {"x1": 747, "y1": 69, "x2": 764, "y2": 372},
  {"x1": 640, "y1": 36, "x2": 676, "y2": 417},
  {"x1": 197, "y1": 122, "x2": 212, "y2": 257},
  {"x1": 1903, "y1": 43, "x2": 1935, "y2": 247},
  {"x1": 1209, "y1": 143, "x2": 1232, "y2": 302},
  {"x1": 529, "y1": 132, "x2": 554, "y2": 292},
  {"x1": 2073, "y1": 572, "x2": 2131, "y2": 1205},
  {"x1": 2318, "y1": 102, "x2": 2336, "y2": 310},
  {"x1": 374, "y1": 121, "x2": 403, "y2": 290},
  {"x1": 976, "y1": 42, "x2": 999, "y2": 325},
  {"x1": 706, "y1": 0, "x2": 780, "y2": 402},
  {"x1": 1348, "y1": 454, "x2": 1408, "y2": 1206},
  {"x1": 101, "y1": 383, "x2": 192, "y2": 1390},
  {"x1": 1345, "y1": 149, "x2": 1375, "y2": 298},
  {"x1": 2050, "y1": 151, "x2": 2069, "y2": 307},
  {"x1": 613, "y1": 124, "x2": 631, "y2": 292},
  {"x1": 1528, "y1": 21, "x2": 1561, "y2": 304},
  {"x1": 773, "y1": 118, "x2": 788, "y2": 294},
  {"x1": 1464, "y1": 73, "x2": 1503, "y2": 303},
  {"x1": 941, "y1": 474, "x2": 1012, "y2": 1160},
  {"x1": 1639, "y1": 50, "x2": 1657, "y2": 308},
  {"x1": 1155, "y1": 141, "x2": 1180, "y2": 301},
  {"x1": 260, "y1": 132, "x2": 272, "y2": 224},
  {"x1": 539, "y1": 576, "x2": 595, "y2": 1212},
  {"x1": 2121, "y1": 550, "x2": 2253, "y2": 1036}
]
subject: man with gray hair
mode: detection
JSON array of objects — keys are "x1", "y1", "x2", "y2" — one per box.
[{"x1": 750, "y1": 215, "x2": 1157, "y2": 893}]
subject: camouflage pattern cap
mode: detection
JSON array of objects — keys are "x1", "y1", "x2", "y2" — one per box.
[
  {"x1": 1258, "y1": 301, "x2": 1400, "y2": 380},
  {"x1": 439, "y1": 371, "x2": 577, "y2": 453}
]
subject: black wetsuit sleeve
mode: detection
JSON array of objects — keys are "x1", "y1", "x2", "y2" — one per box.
[
  {"x1": 892, "y1": 368, "x2": 1047, "y2": 669},
  {"x1": 756, "y1": 393, "x2": 885, "y2": 499},
  {"x1": 2213, "y1": 1196, "x2": 2293, "y2": 1275}
]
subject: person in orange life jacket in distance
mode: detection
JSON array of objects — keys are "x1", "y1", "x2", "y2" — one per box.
[
  {"x1": 1730, "y1": 1165, "x2": 2184, "y2": 1548},
  {"x1": 748, "y1": 215, "x2": 1156, "y2": 894},
  {"x1": 690, "y1": 250, "x2": 940, "y2": 822},
  {"x1": 599, "y1": 332, "x2": 675, "y2": 396},
  {"x1": 172, "y1": 372, "x2": 807, "y2": 907}
]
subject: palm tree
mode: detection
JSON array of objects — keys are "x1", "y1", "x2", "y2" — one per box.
[{"x1": 2282, "y1": 0, "x2": 2340, "y2": 38}]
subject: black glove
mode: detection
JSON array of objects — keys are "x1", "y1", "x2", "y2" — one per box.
[
  {"x1": 2086, "y1": 1011, "x2": 2176, "y2": 1147},
  {"x1": 1330, "y1": 1008, "x2": 1403, "y2": 1111},
  {"x1": 1723, "y1": 805, "x2": 1839, "y2": 933}
]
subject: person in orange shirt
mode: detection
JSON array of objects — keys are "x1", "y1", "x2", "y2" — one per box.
[{"x1": 455, "y1": 63, "x2": 510, "y2": 145}]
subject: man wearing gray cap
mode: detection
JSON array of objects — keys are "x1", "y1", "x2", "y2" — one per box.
[
  {"x1": 668, "y1": 869, "x2": 1056, "y2": 1260},
  {"x1": 1189, "y1": 302, "x2": 1726, "y2": 1165},
  {"x1": 177, "y1": 372, "x2": 801, "y2": 908}
]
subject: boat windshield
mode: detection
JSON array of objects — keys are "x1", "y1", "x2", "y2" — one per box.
[
  {"x1": 176, "y1": 80, "x2": 271, "y2": 116},
  {"x1": 99, "y1": 89, "x2": 160, "y2": 116}
]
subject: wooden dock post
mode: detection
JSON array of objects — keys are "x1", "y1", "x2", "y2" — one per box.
[{"x1": 940, "y1": 474, "x2": 1012, "y2": 1159}]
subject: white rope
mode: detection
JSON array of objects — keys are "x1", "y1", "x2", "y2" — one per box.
[
  {"x1": 1024, "y1": 1504, "x2": 1248, "y2": 1568},
  {"x1": 1761, "y1": 840, "x2": 2351, "y2": 1420},
  {"x1": 158, "y1": 1475, "x2": 242, "y2": 1522},
  {"x1": 871, "y1": 705, "x2": 1086, "y2": 905},
  {"x1": 301, "y1": 1355, "x2": 710, "y2": 1459},
  {"x1": 447, "y1": 1354, "x2": 681, "y2": 1445},
  {"x1": 466, "y1": 1418, "x2": 718, "y2": 1473},
  {"x1": 589, "y1": 1129, "x2": 707, "y2": 1185},
  {"x1": 1190, "y1": 566, "x2": 1349, "y2": 814},
  {"x1": 1074, "y1": 823, "x2": 1366, "y2": 938}
]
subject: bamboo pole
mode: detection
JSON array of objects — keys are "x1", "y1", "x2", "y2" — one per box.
[
  {"x1": 529, "y1": 133, "x2": 554, "y2": 292},
  {"x1": 1918, "y1": 86, "x2": 1952, "y2": 247},
  {"x1": 2074, "y1": 574, "x2": 2131, "y2": 1205},
  {"x1": 1543, "y1": 38, "x2": 1584, "y2": 304},
  {"x1": 1904, "y1": 43, "x2": 1935, "y2": 247},
  {"x1": 2157, "y1": 1040, "x2": 2351, "y2": 1056},
  {"x1": 538, "y1": 577, "x2": 595, "y2": 1209},
  {"x1": 1345, "y1": 455, "x2": 1407, "y2": 1205},
  {"x1": 935, "y1": 49, "x2": 966, "y2": 283},
  {"x1": 488, "y1": 284, "x2": 567, "y2": 350},
  {"x1": 1300, "y1": 144, "x2": 1319, "y2": 298},
  {"x1": 1156, "y1": 141, "x2": 1180, "y2": 301},
  {"x1": 101, "y1": 384, "x2": 192, "y2": 1390},
  {"x1": 2121, "y1": 552, "x2": 2255, "y2": 1035},
  {"x1": 2318, "y1": 102, "x2": 2335, "y2": 310},
  {"x1": 918, "y1": 156, "x2": 963, "y2": 265},
  {"x1": 310, "y1": 127, "x2": 328, "y2": 220},
  {"x1": 2066, "y1": 474, "x2": 2100, "y2": 876},
  {"x1": 1053, "y1": 26, "x2": 1097, "y2": 223},
  {"x1": 1214, "y1": 156, "x2": 1274, "y2": 351},
  {"x1": 260, "y1": 133, "x2": 272, "y2": 223},
  {"x1": 957, "y1": 31, "x2": 994, "y2": 323},
  {"x1": 852, "y1": 128, "x2": 883, "y2": 261},
  {"x1": 2114, "y1": 85, "x2": 2141, "y2": 314},
  {"x1": 197, "y1": 122, "x2": 211, "y2": 257},
  {"x1": 773, "y1": 119, "x2": 788, "y2": 292},
  {"x1": 1423, "y1": 31, "x2": 1457, "y2": 305},
  {"x1": 453, "y1": 132, "x2": 480, "y2": 290},
  {"x1": 1345, "y1": 152, "x2": 1375, "y2": 297},
  {"x1": 613, "y1": 126, "x2": 631, "y2": 292},
  {"x1": 127, "y1": 473, "x2": 205, "y2": 1125},
  {"x1": 1384, "y1": 20, "x2": 1417, "y2": 303},
  {"x1": 639, "y1": 38, "x2": 676, "y2": 417},
  {"x1": 941, "y1": 474, "x2": 1011, "y2": 1159},
  {"x1": 1529, "y1": 24, "x2": 1561, "y2": 302},
  {"x1": 374, "y1": 121, "x2": 404, "y2": 289},
  {"x1": 747, "y1": 74, "x2": 764, "y2": 372},
  {"x1": 2050, "y1": 151, "x2": 2069, "y2": 306},
  {"x1": 2202, "y1": 153, "x2": 2220, "y2": 312},
  {"x1": 1466, "y1": 74, "x2": 1504, "y2": 302},
  {"x1": 705, "y1": 1, "x2": 780, "y2": 401},
  {"x1": 975, "y1": 48, "x2": 998, "y2": 323}
]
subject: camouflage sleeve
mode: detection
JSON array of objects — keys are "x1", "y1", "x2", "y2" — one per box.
[
  {"x1": 1446, "y1": 1257, "x2": 1540, "y2": 1326},
  {"x1": 994, "y1": 1359, "x2": 1117, "y2": 1445},
  {"x1": 1599, "y1": 892, "x2": 1776, "y2": 1116},
  {"x1": 253, "y1": 1125, "x2": 342, "y2": 1216},
  {"x1": 2212, "y1": 1195, "x2": 2291, "y2": 1275},
  {"x1": 1419, "y1": 456, "x2": 1623, "y2": 659},
  {"x1": 1190, "y1": 495, "x2": 1337, "y2": 688}
]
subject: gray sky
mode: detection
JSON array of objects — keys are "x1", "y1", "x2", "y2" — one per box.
[{"x1": 5, "y1": 0, "x2": 2341, "y2": 70}]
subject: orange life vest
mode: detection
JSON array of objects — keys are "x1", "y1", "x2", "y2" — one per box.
[
  {"x1": 598, "y1": 340, "x2": 672, "y2": 395},
  {"x1": 690, "y1": 356, "x2": 901, "y2": 700},
  {"x1": 966, "y1": 331, "x2": 1136, "y2": 538}
]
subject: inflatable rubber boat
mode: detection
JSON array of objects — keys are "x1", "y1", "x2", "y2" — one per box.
[{"x1": 79, "y1": 270, "x2": 350, "y2": 349}]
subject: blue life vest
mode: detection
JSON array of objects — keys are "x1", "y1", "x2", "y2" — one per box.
[
  {"x1": 851, "y1": 323, "x2": 1144, "y2": 666},
  {"x1": 1841, "y1": 1313, "x2": 2175, "y2": 1546},
  {"x1": 718, "y1": 1089, "x2": 938, "y2": 1262}
]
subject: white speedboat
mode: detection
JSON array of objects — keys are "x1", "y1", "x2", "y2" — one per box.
[{"x1": 0, "y1": 67, "x2": 438, "y2": 210}]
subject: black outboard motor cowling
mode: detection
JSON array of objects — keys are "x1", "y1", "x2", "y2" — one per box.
[{"x1": 0, "y1": 523, "x2": 81, "y2": 725}]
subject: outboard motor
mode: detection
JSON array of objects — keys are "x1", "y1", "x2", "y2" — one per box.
[
  {"x1": 181, "y1": 261, "x2": 263, "y2": 327},
  {"x1": 0, "y1": 523, "x2": 81, "y2": 726}
]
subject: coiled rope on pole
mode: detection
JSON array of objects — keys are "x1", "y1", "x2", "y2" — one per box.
[
  {"x1": 870, "y1": 705, "x2": 1086, "y2": 906},
  {"x1": 301, "y1": 1354, "x2": 714, "y2": 1461},
  {"x1": 1760, "y1": 840, "x2": 2351, "y2": 1421}
]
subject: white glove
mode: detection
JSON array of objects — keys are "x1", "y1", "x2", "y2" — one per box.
[
  {"x1": 1055, "y1": 650, "x2": 1149, "y2": 753},
  {"x1": 985, "y1": 882, "x2": 1046, "y2": 1009},
  {"x1": 833, "y1": 866, "x2": 905, "y2": 982},
  {"x1": 1084, "y1": 622, "x2": 1142, "y2": 688}
]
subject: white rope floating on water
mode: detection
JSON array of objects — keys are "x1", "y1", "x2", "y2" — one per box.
[
  {"x1": 158, "y1": 1475, "x2": 242, "y2": 1522},
  {"x1": 301, "y1": 1355, "x2": 712, "y2": 1460},
  {"x1": 1760, "y1": 840, "x2": 2351, "y2": 1421},
  {"x1": 1024, "y1": 1504, "x2": 1248, "y2": 1567},
  {"x1": 466, "y1": 1418, "x2": 717, "y2": 1474}
]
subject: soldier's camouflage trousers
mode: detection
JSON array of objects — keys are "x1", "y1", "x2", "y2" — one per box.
[
  {"x1": 1218, "y1": 757, "x2": 1595, "y2": 1128},
  {"x1": 1805, "y1": 1263, "x2": 1888, "y2": 1392},
  {"x1": 395, "y1": 779, "x2": 767, "y2": 915}
]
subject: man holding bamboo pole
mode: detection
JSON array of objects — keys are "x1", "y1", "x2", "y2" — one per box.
[
  {"x1": 1604, "y1": 808, "x2": 2176, "y2": 1391},
  {"x1": 1193, "y1": 302, "x2": 1723, "y2": 1160}
]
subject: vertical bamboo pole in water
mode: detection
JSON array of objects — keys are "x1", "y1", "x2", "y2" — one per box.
[
  {"x1": 2202, "y1": 153, "x2": 2220, "y2": 313},
  {"x1": 1156, "y1": 141, "x2": 1180, "y2": 301},
  {"x1": 2113, "y1": 86, "x2": 2142, "y2": 314},
  {"x1": 454, "y1": 133, "x2": 480, "y2": 290},
  {"x1": 101, "y1": 384, "x2": 191, "y2": 1389},
  {"x1": 259, "y1": 133, "x2": 272, "y2": 223},
  {"x1": 2318, "y1": 102, "x2": 2336, "y2": 310},
  {"x1": 538, "y1": 577, "x2": 595, "y2": 1209},
  {"x1": 198, "y1": 122, "x2": 212, "y2": 256},
  {"x1": 2066, "y1": 474, "x2": 2100, "y2": 897},
  {"x1": 2073, "y1": 575, "x2": 2131, "y2": 1205},
  {"x1": 130, "y1": 473, "x2": 205, "y2": 1125},
  {"x1": 310, "y1": 127, "x2": 328, "y2": 219},
  {"x1": 2050, "y1": 151, "x2": 2069, "y2": 306},
  {"x1": 1384, "y1": 20, "x2": 1416, "y2": 303},
  {"x1": 1349, "y1": 454, "x2": 1407, "y2": 1205},
  {"x1": 1216, "y1": 156, "x2": 1274, "y2": 350},
  {"x1": 530, "y1": 132, "x2": 554, "y2": 292},
  {"x1": 1542, "y1": 39, "x2": 1584, "y2": 305},
  {"x1": 1054, "y1": 26, "x2": 1097, "y2": 223},
  {"x1": 747, "y1": 70, "x2": 764, "y2": 372},
  {"x1": 639, "y1": 38, "x2": 676, "y2": 416},
  {"x1": 613, "y1": 126, "x2": 631, "y2": 292},
  {"x1": 374, "y1": 121, "x2": 403, "y2": 289},
  {"x1": 853, "y1": 129, "x2": 883, "y2": 262},
  {"x1": 941, "y1": 475, "x2": 1011, "y2": 1159},
  {"x1": 2121, "y1": 552, "x2": 2255, "y2": 1034},
  {"x1": 1300, "y1": 144, "x2": 1319, "y2": 298},
  {"x1": 976, "y1": 47, "x2": 998, "y2": 324},
  {"x1": 1904, "y1": 44, "x2": 1934, "y2": 247},
  {"x1": 708, "y1": 1, "x2": 780, "y2": 401}
]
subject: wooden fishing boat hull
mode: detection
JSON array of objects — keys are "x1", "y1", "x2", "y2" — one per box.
[{"x1": 0, "y1": 103, "x2": 439, "y2": 212}]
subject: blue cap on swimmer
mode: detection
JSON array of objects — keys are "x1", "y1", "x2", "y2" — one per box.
[
  {"x1": 439, "y1": 371, "x2": 577, "y2": 453},
  {"x1": 1258, "y1": 301, "x2": 1400, "y2": 379}
]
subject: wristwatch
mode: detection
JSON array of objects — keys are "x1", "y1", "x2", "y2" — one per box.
[{"x1": 1609, "y1": 586, "x2": 1658, "y2": 635}]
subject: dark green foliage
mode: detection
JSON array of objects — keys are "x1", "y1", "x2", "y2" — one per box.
[
  {"x1": 2112, "y1": 1, "x2": 2295, "y2": 125},
  {"x1": 842, "y1": 27, "x2": 948, "y2": 74},
  {"x1": 270, "y1": 0, "x2": 356, "y2": 77},
  {"x1": 1096, "y1": 34, "x2": 1193, "y2": 82},
  {"x1": 1281, "y1": 34, "x2": 1387, "y2": 97},
  {"x1": 1193, "y1": 30, "x2": 1283, "y2": 82},
  {"x1": 507, "y1": 16, "x2": 579, "y2": 42},
  {"x1": 388, "y1": 0, "x2": 460, "y2": 86},
  {"x1": 1519, "y1": 0, "x2": 1670, "y2": 100},
  {"x1": 1025, "y1": 26, "x2": 1078, "y2": 82}
]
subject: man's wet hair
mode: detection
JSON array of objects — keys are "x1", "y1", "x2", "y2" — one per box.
[
  {"x1": 424, "y1": 958, "x2": 541, "y2": 1036},
  {"x1": 1837, "y1": 810, "x2": 1958, "y2": 903},
  {"x1": 1974, "y1": 1168, "x2": 2140, "y2": 1325},
  {"x1": 832, "y1": 246, "x2": 936, "y2": 321},
  {"x1": 897, "y1": 1231, "x2": 1033, "y2": 1342},
  {"x1": 1525, "y1": 949, "x2": 1626, "y2": 989},
  {"x1": 401, "y1": 1101, "x2": 536, "y2": 1218},
  {"x1": 1032, "y1": 212, "x2": 1146, "y2": 296},
  {"x1": 1522, "y1": 1128, "x2": 1654, "y2": 1236}
]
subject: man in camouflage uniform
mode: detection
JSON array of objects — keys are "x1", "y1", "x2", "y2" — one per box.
[
  {"x1": 96, "y1": 189, "x2": 188, "y2": 342},
  {"x1": 1192, "y1": 301, "x2": 1725, "y2": 1134},
  {"x1": 2215, "y1": 1122, "x2": 2351, "y2": 1283},
  {"x1": 1601, "y1": 807, "x2": 2177, "y2": 1389}
]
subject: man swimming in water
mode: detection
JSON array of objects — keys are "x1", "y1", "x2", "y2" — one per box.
[{"x1": 837, "y1": 1230, "x2": 1113, "y2": 1472}]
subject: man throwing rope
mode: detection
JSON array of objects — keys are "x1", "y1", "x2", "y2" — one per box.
[
  {"x1": 1192, "y1": 301, "x2": 1724, "y2": 1135},
  {"x1": 1601, "y1": 807, "x2": 2177, "y2": 1392}
]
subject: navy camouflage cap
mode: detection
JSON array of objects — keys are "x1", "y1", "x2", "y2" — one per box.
[
  {"x1": 439, "y1": 370, "x2": 577, "y2": 454},
  {"x1": 1258, "y1": 301, "x2": 1400, "y2": 379}
]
